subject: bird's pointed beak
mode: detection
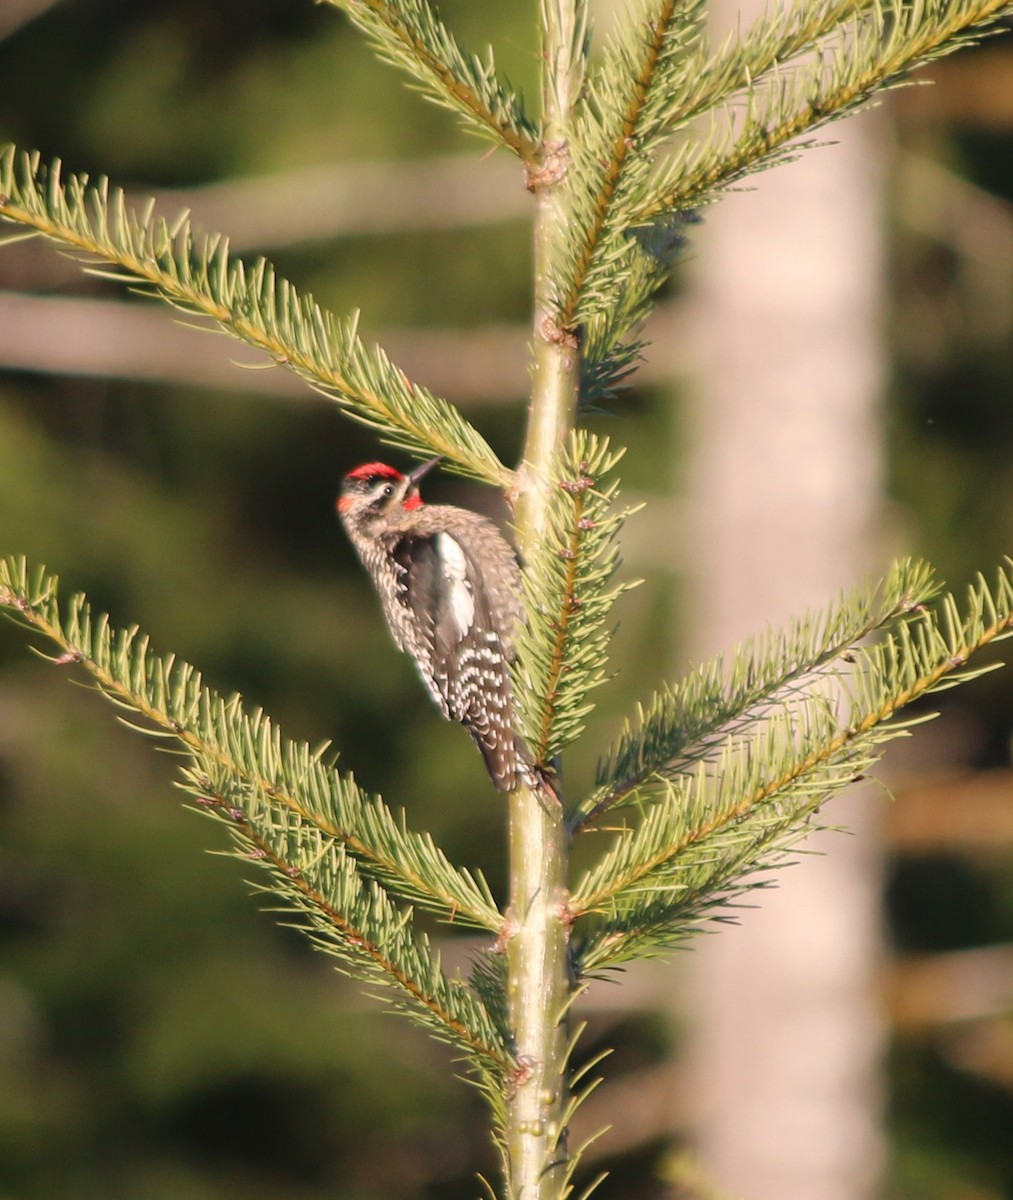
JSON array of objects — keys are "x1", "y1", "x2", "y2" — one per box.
[{"x1": 408, "y1": 456, "x2": 443, "y2": 485}]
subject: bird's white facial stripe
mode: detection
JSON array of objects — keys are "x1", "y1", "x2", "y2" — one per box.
[{"x1": 436, "y1": 532, "x2": 475, "y2": 638}]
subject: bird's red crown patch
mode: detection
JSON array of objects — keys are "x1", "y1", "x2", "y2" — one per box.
[{"x1": 344, "y1": 462, "x2": 403, "y2": 482}]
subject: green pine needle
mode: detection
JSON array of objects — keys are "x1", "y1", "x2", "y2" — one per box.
[
  {"x1": 0, "y1": 557, "x2": 503, "y2": 937},
  {"x1": 580, "y1": 556, "x2": 940, "y2": 825},
  {"x1": 559, "y1": 0, "x2": 706, "y2": 330},
  {"x1": 0, "y1": 555, "x2": 513, "y2": 1078},
  {"x1": 550, "y1": 0, "x2": 1013, "y2": 401},
  {"x1": 633, "y1": 0, "x2": 1013, "y2": 223},
  {"x1": 0, "y1": 146, "x2": 509, "y2": 486},
  {"x1": 215, "y1": 786, "x2": 511, "y2": 1075},
  {"x1": 512, "y1": 432, "x2": 637, "y2": 772},
  {"x1": 570, "y1": 559, "x2": 1013, "y2": 973},
  {"x1": 320, "y1": 0, "x2": 538, "y2": 160}
]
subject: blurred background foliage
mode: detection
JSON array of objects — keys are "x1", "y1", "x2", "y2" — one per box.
[{"x1": 1, "y1": 1, "x2": 1012, "y2": 1197}]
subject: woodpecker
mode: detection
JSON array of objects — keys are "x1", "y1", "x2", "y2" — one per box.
[{"x1": 337, "y1": 458, "x2": 526, "y2": 791}]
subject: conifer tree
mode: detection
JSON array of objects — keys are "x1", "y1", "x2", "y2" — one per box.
[{"x1": 3, "y1": 2, "x2": 1013, "y2": 1197}]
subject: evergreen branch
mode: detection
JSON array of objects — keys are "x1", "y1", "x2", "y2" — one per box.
[
  {"x1": 0, "y1": 146, "x2": 508, "y2": 485},
  {"x1": 190, "y1": 769, "x2": 512, "y2": 1076},
  {"x1": 319, "y1": 0, "x2": 538, "y2": 160},
  {"x1": 513, "y1": 433, "x2": 634, "y2": 770},
  {"x1": 576, "y1": 209, "x2": 696, "y2": 404},
  {"x1": 555, "y1": 0, "x2": 1012, "y2": 396},
  {"x1": 620, "y1": 0, "x2": 879, "y2": 151},
  {"x1": 469, "y1": 948, "x2": 512, "y2": 1050},
  {"x1": 632, "y1": 0, "x2": 1013, "y2": 224},
  {"x1": 0, "y1": 557, "x2": 502, "y2": 932},
  {"x1": 577, "y1": 557, "x2": 940, "y2": 826},
  {"x1": 555, "y1": 0, "x2": 867, "y2": 374},
  {"x1": 575, "y1": 709, "x2": 876, "y2": 972},
  {"x1": 540, "y1": 0, "x2": 593, "y2": 128},
  {"x1": 570, "y1": 560, "x2": 1013, "y2": 957},
  {"x1": 575, "y1": 701, "x2": 870, "y2": 921},
  {"x1": 557, "y1": 0, "x2": 704, "y2": 331}
]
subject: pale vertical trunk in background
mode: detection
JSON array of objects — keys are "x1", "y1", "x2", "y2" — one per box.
[{"x1": 680, "y1": 28, "x2": 889, "y2": 1200}]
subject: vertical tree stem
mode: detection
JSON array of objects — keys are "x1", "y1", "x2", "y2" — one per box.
[{"x1": 505, "y1": 4, "x2": 584, "y2": 1198}]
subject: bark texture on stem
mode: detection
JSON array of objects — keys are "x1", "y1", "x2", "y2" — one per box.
[{"x1": 504, "y1": 5, "x2": 583, "y2": 1197}]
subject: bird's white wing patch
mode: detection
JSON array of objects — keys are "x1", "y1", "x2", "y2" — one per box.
[{"x1": 436, "y1": 532, "x2": 476, "y2": 640}]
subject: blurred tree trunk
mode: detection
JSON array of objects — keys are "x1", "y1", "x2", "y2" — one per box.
[{"x1": 680, "y1": 11, "x2": 889, "y2": 1198}]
